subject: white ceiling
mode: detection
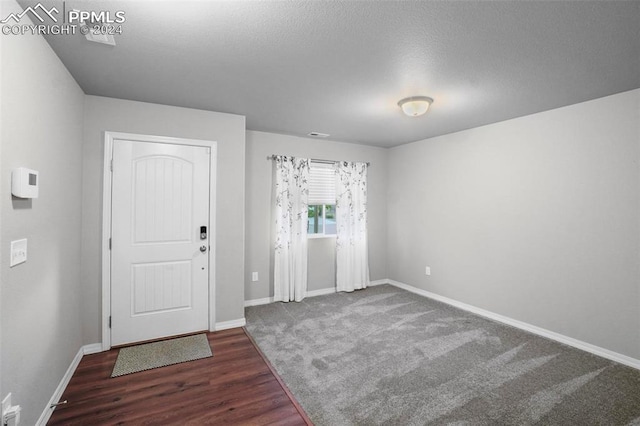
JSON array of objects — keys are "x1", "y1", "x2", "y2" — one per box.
[{"x1": 31, "y1": 0, "x2": 640, "y2": 147}]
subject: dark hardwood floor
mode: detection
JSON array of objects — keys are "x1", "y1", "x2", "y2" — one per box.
[{"x1": 48, "y1": 328, "x2": 312, "y2": 425}]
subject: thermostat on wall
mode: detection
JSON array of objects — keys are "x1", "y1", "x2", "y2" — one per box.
[{"x1": 11, "y1": 167, "x2": 39, "y2": 198}]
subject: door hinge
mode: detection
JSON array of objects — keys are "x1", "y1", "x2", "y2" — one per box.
[
  {"x1": 110, "y1": 159, "x2": 113, "y2": 171},
  {"x1": 109, "y1": 316, "x2": 112, "y2": 328},
  {"x1": 109, "y1": 238, "x2": 112, "y2": 250}
]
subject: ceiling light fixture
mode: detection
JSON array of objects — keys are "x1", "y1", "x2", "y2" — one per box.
[{"x1": 398, "y1": 96, "x2": 434, "y2": 117}]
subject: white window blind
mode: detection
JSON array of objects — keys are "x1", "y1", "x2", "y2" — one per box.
[{"x1": 308, "y1": 162, "x2": 336, "y2": 205}]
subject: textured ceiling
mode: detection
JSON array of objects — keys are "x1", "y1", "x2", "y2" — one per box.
[{"x1": 28, "y1": 0, "x2": 640, "y2": 147}]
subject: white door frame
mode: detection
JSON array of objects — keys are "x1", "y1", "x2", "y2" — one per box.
[{"x1": 101, "y1": 131, "x2": 217, "y2": 351}]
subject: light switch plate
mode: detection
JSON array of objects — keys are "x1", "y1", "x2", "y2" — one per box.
[
  {"x1": 10, "y1": 239, "x2": 27, "y2": 267},
  {"x1": 251, "y1": 272, "x2": 259, "y2": 282}
]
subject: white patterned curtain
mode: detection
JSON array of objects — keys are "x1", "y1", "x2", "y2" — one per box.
[
  {"x1": 336, "y1": 161, "x2": 370, "y2": 292},
  {"x1": 274, "y1": 156, "x2": 310, "y2": 302}
]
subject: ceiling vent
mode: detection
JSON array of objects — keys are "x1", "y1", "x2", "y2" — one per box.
[
  {"x1": 84, "y1": 29, "x2": 116, "y2": 46},
  {"x1": 73, "y1": 9, "x2": 116, "y2": 46},
  {"x1": 308, "y1": 132, "x2": 330, "y2": 138}
]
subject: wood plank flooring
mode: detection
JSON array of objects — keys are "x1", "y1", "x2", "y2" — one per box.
[{"x1": 48, "y1": 328, "x2": 312, "y2": 425}]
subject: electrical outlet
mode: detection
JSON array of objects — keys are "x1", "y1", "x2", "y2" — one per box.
[
  {"x1": 2, "y1": 393, "x2": 21, "y2": 426},
  {"x1": 2, "y1": 393, "x2": 11, "y2": 416},
  {"x1": 425, "y1": 266, "x2": 431, "y2": 276},
  {"x1": 251, "y1": 272, "x2": 259, "y2": 282}
]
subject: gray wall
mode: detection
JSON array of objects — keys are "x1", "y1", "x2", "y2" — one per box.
[
  {"x1": 81, "y1": 96, "x2": 246, "y2": 343},
  {"x1": 245, "y1": 131, "x2": 388, "y2": 301},
  {"x1": 0, "y1": 0, "x2": 85, "y2": 423},
  {"x1": 388, "y1": 89, "x2": 640, "y2": 359}
]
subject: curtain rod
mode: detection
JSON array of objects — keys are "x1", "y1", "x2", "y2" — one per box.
[{"x1": 267, "y1": 155, "x2": 370, "y2": 166}]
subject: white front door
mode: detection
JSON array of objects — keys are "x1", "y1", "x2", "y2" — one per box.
[{"x1": 110, "y1": 139, "x2": 210, "y2": 346}]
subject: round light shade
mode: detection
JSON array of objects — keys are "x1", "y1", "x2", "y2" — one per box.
[{"x1": 398, "y1": 96, "x2": 434, "y2": 117}]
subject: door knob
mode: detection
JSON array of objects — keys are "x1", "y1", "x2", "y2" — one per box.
[{"x1": 200, "y1": 245, "x2": 207, "y2": 253}]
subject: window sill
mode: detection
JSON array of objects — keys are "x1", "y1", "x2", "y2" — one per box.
[{"x1": 308, "y1": 234, "x2": 337, "y2": 239}]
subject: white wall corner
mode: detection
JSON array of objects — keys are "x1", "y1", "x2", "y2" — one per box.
[
  {"x1": 386, "y1": 279, "x2": 640, "y2": 371},
  {"x1": 83, "y1": 343, "x2": 104, "y2": 355},
  {"x1": 215, "y1": 318, "x2": 247, "y2": 331}
]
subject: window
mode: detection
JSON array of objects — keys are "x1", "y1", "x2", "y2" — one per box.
[
  {"x1": 308, "y1": 204, "x2": 336, "y2": 236},
  {"x1": 308, "y1": 163, "x2": 336, "y2": 237}
]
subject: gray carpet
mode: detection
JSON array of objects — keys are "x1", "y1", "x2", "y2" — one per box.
[
  {"x1": 111, "y1": 333, "x2": 212, "y2": 377},
  {"x1": 245, "y1": 285, "x2": 640, "y2": 425}
]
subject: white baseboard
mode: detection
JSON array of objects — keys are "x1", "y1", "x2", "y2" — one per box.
[
  {"x1": 244, "y1": 279, "x2": 389, "y2": 307},
  {"x1": 244, "y1": 296, "x2": 274, "y2": 307},
  {"x1": 83, "y1": 343, "x2": 103, "y2": 355},
  {"x1": 37, "y1": 343, "x2": 102, "y2": 426},
  {"x1": 386, "y1": 279, "x2": 640, "y2": 371},
  {"x1": 214, "y1": 318, "x2": 246, "y2": 331},
  {"x1": 305, "y1": 287, "x2": 336, "y2": 298},
  {"x1": 243, "y1": 289, "x2": 338, "y2": 307}
]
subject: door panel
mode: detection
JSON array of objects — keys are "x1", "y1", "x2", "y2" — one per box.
[
  {"x1": 111, "y1": 140, "x2": 210, "y2": 346},
  {"x1": 131, "y1": 261, "x2": 192, "y2": 315},
  {"x1": 132, "y1": 156, "x2": 193, "y2": 244}
]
